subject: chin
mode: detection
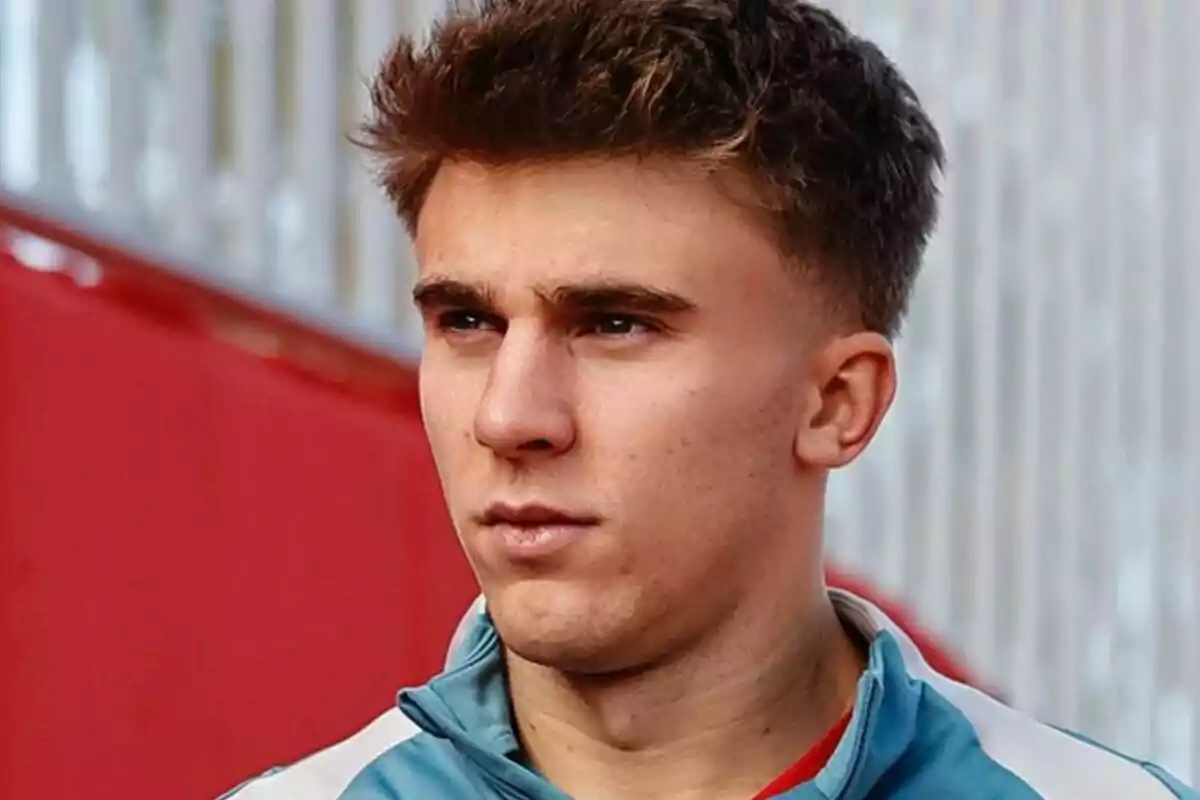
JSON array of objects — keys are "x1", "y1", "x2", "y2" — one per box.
[{"x1": 484, "y1": 578, "x2": 645, "y2": 675}]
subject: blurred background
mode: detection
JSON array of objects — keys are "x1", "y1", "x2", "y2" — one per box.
[{"x1": 0, "y1": 0, "x2": 1197, "y2": 797}]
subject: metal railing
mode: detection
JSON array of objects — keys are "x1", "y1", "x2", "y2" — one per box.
[{"x1": 4, "y1": 0, "x2": 1198, "y2": 782}]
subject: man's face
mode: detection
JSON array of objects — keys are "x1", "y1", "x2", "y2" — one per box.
[{"x1": 414, "y1": 158, "x2": 833, "y2": 673}]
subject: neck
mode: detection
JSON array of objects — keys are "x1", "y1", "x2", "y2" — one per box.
[{"x1": 507, "y1": 592, "x2": 865, "y2": 800}]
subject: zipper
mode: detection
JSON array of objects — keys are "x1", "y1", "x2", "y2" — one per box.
[{"x1": 827, "y1": 677, "x2": 881, "y2": 800}]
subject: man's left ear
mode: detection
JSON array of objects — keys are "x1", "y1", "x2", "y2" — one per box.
[{"x1": 794, "y1": 332, "x2": 897, "y2": 469}]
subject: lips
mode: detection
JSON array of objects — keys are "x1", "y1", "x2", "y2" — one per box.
[
  {"x1": 476, "y1": 503, "x2": 600, "y2": 560},
  {"x1": 479, "y1": 503, "x2": 599, "y2": 527}
]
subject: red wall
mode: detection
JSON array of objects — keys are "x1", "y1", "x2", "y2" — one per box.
[{"x1": 0, "y1": 248, "x2": 480, "y2": 799}]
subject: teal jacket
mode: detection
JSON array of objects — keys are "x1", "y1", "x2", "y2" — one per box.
[{"x1": 223, "y1": 591, "x2": 1196, "y2": 799}]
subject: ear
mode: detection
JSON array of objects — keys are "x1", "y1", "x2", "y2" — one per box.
[{"x1": 794, "y1": 332, "x2": 896, "y2": 469}]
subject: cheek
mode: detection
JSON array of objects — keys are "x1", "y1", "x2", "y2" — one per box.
[
  {"x1": 610, "y1": 356, "x2": 793, "y2": 450},
  {"x1": 419, "y1": 360, "x2": 482, "y2": 467},
  {"x1": 587, "y1": 363, "x2": 797, "y2": 522}
]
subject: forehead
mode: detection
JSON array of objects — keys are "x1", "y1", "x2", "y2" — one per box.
[{"x1": 414, "y1": 157, "x2": 797, "y2": 303}]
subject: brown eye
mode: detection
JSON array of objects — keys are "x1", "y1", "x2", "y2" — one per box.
[
  {"x1": 437, "y1": 310, "x2": 496, "y2": 332},
  {"x1": 582, "y1": 314, "x2": 655, "y2": 337}
]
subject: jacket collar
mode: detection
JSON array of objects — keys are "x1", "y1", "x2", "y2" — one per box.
[{"x1": 398, "y1": 590, "x2": 928, "y2": 799}]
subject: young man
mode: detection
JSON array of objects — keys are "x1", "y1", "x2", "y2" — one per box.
[{"x1": 225, "y1": 1, "x2": 1194, "y2": 798}]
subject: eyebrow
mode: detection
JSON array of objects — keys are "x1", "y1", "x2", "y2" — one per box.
[
  {"x1": 546, "y1": 281, "x2": 696, "y2": 315},
  {"x1": 412, "y1": 277, "x2": 697, "y2": 316},
  {"x1": 412, "y1": 277, "x2": 496, "y2": 313}
]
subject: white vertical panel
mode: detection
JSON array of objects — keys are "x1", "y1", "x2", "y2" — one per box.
[
  {"x1": 1185, "y1": 1, "x2": 1200, "y2": 782},
  {"x1": 1048, "y1": 0, "x2": 1088, "y2": 732},
  {"x1": 1090, "y1": 0, "x2": 1128, "y2": 740},
  {"x1": 0, "y1": 2, "x2": 5, "y2": 173},
  {"x1": 230, "y1": 0, "x2": 277, "y2": 281},
  {"x1": 1010, "y1": 0, "x2": 1048, "y2": 714},
  {"x1": 291, "y1": 0, "x2": 340, "y2": 303},
  {"x1": 351, "y1": 0, "x2": 404, "y2": 333},
  {"x1": 1140, "y1": 0, "x2": 1168, "y2": 762},
  {"x1": 918, "y1": 0, "x2": 959, "y2": 637},
  {"x1": 1157, "y1": 0, "x2": 1198, "y2": 775},
  {"x1": 967, "y1": 0, "x2": 1003, "y2": 674},
  {"x1": 34, "y1": 0, "x2": 73, "y2": 198},
  {"x1": 103, "y1": 0, "x2": 147, "y2": 227},
  {"x1": 166, "y1": 0, "x2": 213, "y2": 254},
  {"x1": 0, "y1": 0, "x2": 7, "y2": 176}
]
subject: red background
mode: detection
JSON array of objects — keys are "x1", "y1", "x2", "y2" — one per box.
[{"x1": 0, "y1": 246, "x2": 480, "y2": 799}]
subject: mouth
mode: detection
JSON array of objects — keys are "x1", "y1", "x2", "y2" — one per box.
[
  {"x1": 475, "y1": 503, "x2": 601, "y2": 560},
  {"x1": 479, "y1": 503, "x2": 600, "y2": 527}
]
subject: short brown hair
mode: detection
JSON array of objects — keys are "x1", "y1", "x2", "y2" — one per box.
[{"x1": 359, "y1": 0, "x2": 944, "y2": 337}]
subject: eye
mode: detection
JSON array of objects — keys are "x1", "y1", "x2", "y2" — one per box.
[
  {"x1": 435, "y1": 309, "x2": 498, "y2": 333},
  {"x1": 581, "y1": 313, "x2": 657, "y2": 337}
]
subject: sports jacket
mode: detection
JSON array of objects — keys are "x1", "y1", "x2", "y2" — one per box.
[{"x1": 222, "y1": 591, "x2": 1196, "y2": 799}]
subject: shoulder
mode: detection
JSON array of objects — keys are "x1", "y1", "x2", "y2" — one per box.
[
  {"x1": 833, "y1": 590, "x2": 1194, "y2": 799},
  {"x1": 834, "y1": 591, "x2": 1195, "y2": 799},
  {"x1": 218, "y1": 708, "x2": 421, "y2": 800},
  {"x1": 889, "y1": 635, "x2": 1195, "y2": 799}
]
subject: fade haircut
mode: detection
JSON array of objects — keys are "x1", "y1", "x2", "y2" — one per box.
[{"x1": 359, "y1": 0, "x2": 944, "y2": 337}]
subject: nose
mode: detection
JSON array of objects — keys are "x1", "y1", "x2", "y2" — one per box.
[{"x1": 473, "y1": 327, "x2": 577, "y2": 460}]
